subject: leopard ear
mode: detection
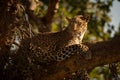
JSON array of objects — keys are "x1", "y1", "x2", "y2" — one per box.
[{"x1": 66, "y1": 17, "x2": 71, "y2": 22}]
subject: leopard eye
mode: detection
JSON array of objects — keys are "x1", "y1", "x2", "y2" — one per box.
[{"x1": 80, "y1": 17, "x2": 85, "y2": 20}]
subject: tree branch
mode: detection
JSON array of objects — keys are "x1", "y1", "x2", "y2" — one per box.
[
  {"x1": 42, "y1": 0, "x2": 60, "y2": 27},
  {"x1": 41, "y1": 36, "x2": 120, "y2": 80},
  {"x1": 21, "y1": 0, "x2": 60, "y2": 32}
]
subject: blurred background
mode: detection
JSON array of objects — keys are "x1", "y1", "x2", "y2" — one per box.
[{"x1": 110, "y1": 0, "x2": 120, "y2": 36}]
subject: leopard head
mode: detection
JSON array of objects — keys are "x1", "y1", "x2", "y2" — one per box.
[{"x1": 66, "y1": 15, "x2": 90, "y2": 42}]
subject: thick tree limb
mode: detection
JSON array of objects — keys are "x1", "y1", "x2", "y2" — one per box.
[{"x1": 41, "y1": 36, "x2": 120, "y2": 80}]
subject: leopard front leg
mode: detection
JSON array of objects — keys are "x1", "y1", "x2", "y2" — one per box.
[
  {"x1": 55, "y1": 44, "x2": 92, "y2": 61},
  {"x1": 77, "y1": 44, "x2": 92, "y2": 60}
]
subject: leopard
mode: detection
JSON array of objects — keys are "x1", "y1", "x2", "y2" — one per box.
[{"x1": 15, "y1": 15, "x2": 91, "y2": 64}]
